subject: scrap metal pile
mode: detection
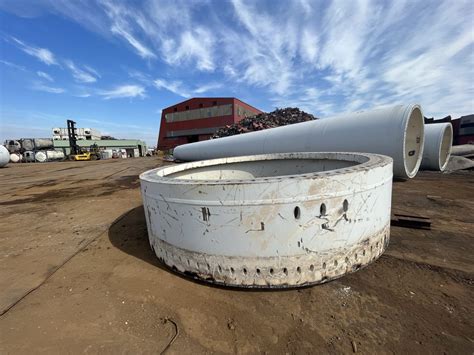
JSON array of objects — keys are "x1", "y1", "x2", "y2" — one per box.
[{"x1": 212, "y1": 107, "x2": 318, "y2": 138}]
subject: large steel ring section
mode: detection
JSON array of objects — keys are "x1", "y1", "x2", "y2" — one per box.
[{"x1": 140, "y1": 152, "x2": 393, "y2": 288}]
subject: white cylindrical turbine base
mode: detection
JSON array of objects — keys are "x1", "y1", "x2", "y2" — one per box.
[{"x1": 140, "y1": 152, "x2": 393, "y2": 288}]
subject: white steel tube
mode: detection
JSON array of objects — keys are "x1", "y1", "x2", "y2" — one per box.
[
  {"x1": 420, "y1": 123, "x2": 453, "y2": 171},
  {"x1": 174, "y1": 104, "x2": 425, "y2": 179}
]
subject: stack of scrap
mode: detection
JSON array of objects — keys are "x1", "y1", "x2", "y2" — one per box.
[{"x1": 212, "y1": 107, "x2": 318, "y2": 138}]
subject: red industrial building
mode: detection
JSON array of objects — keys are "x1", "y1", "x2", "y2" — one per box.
[{"x1": 157, "y1": 97, "x2": 262, "y2": 150}]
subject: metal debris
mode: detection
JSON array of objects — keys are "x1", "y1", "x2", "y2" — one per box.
[
  {"x1": 212, "y1": 107, "x2": 317, "y2": 138},
  {"x1": 391, "y1": 213, "x2": 431, "y2": 230}
]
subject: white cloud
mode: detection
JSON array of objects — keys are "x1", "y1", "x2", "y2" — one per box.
[
  {"x1": 37, "y1": 71, "x2": 53, "y2": 82},
  {"x1": 154, "y1": 79, "x2": 190, "y2": 98},
  {"x1": 193, "y1": 82, "x2": 223, "y2": 94},
  {"x1": 11, "y1": 37, "x2": 57, "y2": 65},
  {"x1": 0, "y1": 59, "x2": 26, "y2": 71},
  {"x1": 162, "y1": 27, "x2": 215, "y2": 71},
  {"x1": 84, "y1": 65, "x2": 101, "y2": 78},
  {"x1": 64, "y1": 60, "x2": 98, "y2": 83},
  {"x1": 32, "y1": 82, "x2": 65, "y2": 94},
  {"x1": 2, "y1": 0, "x2": 473, "y2": 118},
  {"x1": 111, "y1": 24, "x2": 156, "y2": 59},
  {"x1": 99, "y1": 84, "x2": 146, "y2": 99},
  {"x1": 153, "y1": 78, "x2": 223, "y2": 97}
]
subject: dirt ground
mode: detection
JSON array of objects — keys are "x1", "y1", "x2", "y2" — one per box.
[{"x1": 0, "y1": 158, "x2": 473, "y2": 354}]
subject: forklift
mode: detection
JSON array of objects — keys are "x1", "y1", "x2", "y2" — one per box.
[{"x1": 67, "y1": 120, "x2": 101, "y2": 161}]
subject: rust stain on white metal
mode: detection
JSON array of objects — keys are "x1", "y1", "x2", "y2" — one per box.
[{"x1": 140, "y1": 152, "x2": 393, "y2": 288}]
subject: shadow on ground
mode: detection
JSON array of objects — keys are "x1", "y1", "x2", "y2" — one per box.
[
  {"x1": 108, "y1": 205, "x2": 162, "y2": 268},
  {"x1": 107, "y1": 206, "x2": 303, "y2": 292}
]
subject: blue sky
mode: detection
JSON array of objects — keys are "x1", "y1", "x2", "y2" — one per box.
[{"x1": 0, "y1": 0, "x2": 473, "y2": 147}]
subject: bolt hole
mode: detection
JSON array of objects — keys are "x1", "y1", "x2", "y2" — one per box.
[
  {"x1": 297, "y1": 241, "x2": 301, "y2": 247},
  {"x1": 243, "y1": 268, "x2": 247, "y2": 275},
  {"x1": 309, "y1": 264, "x2": 314, "y2": 271},
  {"x1": 320, "y1": 203, "x2": 327, "y2": 216},
  {"x1": 322, "y1": 262, "x2": 326, "y2": 269},
  {"x1": 270, "y1": 268, "x2": 274, "y2": 275},
  {"x1": 297, "y1": 266, "x2": 301, "y2": 273},
  {"x1": 363, "y1": 250, "x2": 366, "y2": 256},
  {"x1": 334, "y1": 260, "x2": 338, "y2": 267},
  {"x1": 355, "y1": 253, "x2": 358, "y2": 260},
  {"x1": 283, "y1": 267, "x2": 288, "y2": 275},
  {"x1": 294, "y1": 206, "x2": 301, "y2": 219},
  {"x1": 343, "y1": 199, "x2": 349, "y2": 212},
  {"x1": 230, "y1": 267, "x2": 234, "y2": 274},
  {"x1": 256, "y1": 268, "x2": 261, "y2": 275},
  {"x1": 218, "y1": 265, "x2": 222, "y2": 273}
]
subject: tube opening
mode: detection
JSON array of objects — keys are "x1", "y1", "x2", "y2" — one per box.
[
  {"x1": 439, "y1": 125, "x2": 453, "y2": 171},
  {"x1": 404, "y1": 106, "x2": 424, "y2": 177}
]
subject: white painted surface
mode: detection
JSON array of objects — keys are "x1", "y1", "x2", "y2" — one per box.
[
  {"x1": 47, "y1": 150, "x2": 65, "y2": 160},
  {"x1": 35, "y1": 151, "x2": 48, "y2": 163},
  {"x1": 9, "y1": 153, "x2": 22, "y2": 163},
  {"x1": 35, "y1": 150, "x2": 65, "y2": 162},
  {"x1": 174, "y1": 104, "x2": 424, "y2": 179},
  {"x1": 421, "y1": 123, "x2": 453, "y2": 171},
  {"x1": 0, "y1": 145, "x2": 9, "y2": 167},
  {"x1": 140, "y1": 152, "x2": 393, "y2": 288}
]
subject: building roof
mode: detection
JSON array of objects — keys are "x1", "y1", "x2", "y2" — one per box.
[
  {"x1": 54, "y1": 139, "x2": 147, "y2": 148},
  {"x1": 162, "y1": 97, "x2": 262, "y2": 112}
]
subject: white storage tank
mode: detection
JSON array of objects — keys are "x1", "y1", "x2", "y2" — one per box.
[
  {"x1": 100, "y1": 149, "x2": 113, "y2": 160},
  {"x1": 0, "y1": 145, "x2": 10, "y2": 167},
  {"x1": 47, "y1": 150, "x2": 65, "y2": 160},
  {"x1": 35, "y1": 150, "x2": 65, "y2": 162},
  {"x1": 35, "y1": 151, "x2": 48, "y2": 163},
  {"x1": 9, "y1": 153, "x2": 22, "y2": 163},
  {"x1": 6, "y1": 140, "x2": 21, "y2": 153},
  {"x1": 24, "y1": 151, "x2": 35, "y2": 162},
  {"x1": 21, "y1": 138, "x2": 35, "y2": 151},
  {"x1": 34, "y1": 138, "x2": 53, "y2": 149},
  {"x1": 52, "y1": 128, "x2": 61, "y2": 135},
  {"x1": 53, "y1": 135, "x2": 61, "y2": 140}
]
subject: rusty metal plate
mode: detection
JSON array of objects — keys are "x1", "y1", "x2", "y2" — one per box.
[{"x1": 140, "y1": 152, "x2": 393, "y2": 288}]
